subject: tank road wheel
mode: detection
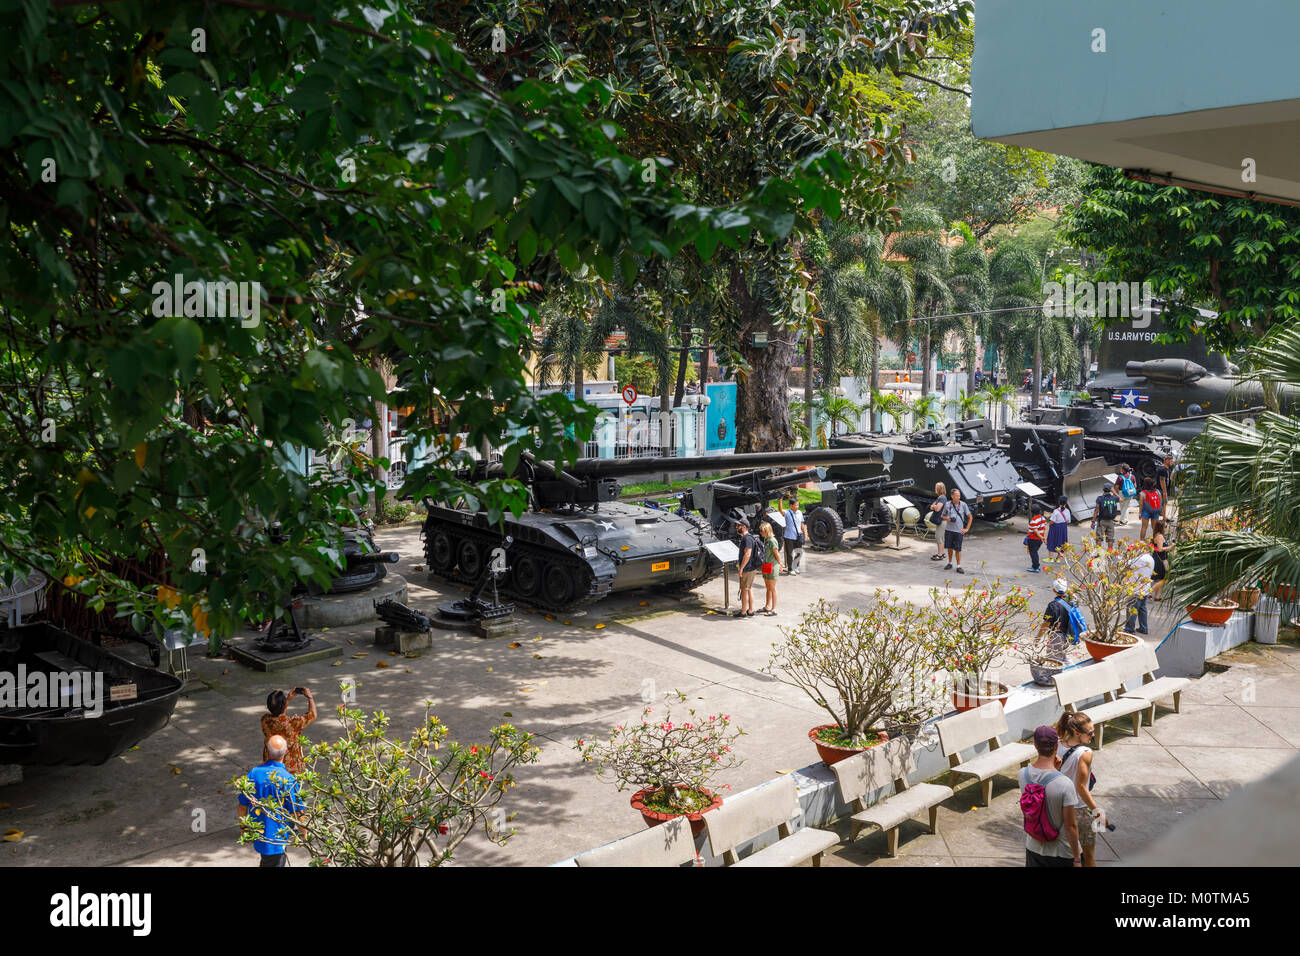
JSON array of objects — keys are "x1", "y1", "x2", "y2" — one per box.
[
  {"x1": 458, "y1": 538, "x2": 486, "y2": 580},
  {"x1": 806, "y1": 506, "x2": 845, "y2": 549},
  {"x1": 427, "y1": 529, "x2": 456, "y2": 574},
  {"x1": 510, "y1": 552, "x2": 543, "y2": 599},
  {"x1": 1134, "y1": 457, "x2": 1158, "y2": 483},
  {"x1": 543, "y1": 565, "x2": 577, "y2": 608}
]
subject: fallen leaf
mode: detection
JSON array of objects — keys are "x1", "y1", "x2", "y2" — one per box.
[
  {"x1": 523, "y1": 609, "x2": 534, "y2": 615},
  {"x1": 775, "y1": 769, "x2": 794, "y2": 775},
  {"x1": 506, "y1": 812, "x2": 517, "y2": 822},
  {"x1": 412, "y1": 565, "x2": 424, "y2": 571},
  {"x1": 595, "y1": 623, "x2": 606, "y2": 630},
  {"x1": 3, "y1": 829, "x2": 23, "y2": 842},
  {"x1": 486, "y1": 667, "x2": 493, "y2": 672},
  {"x1": 531, "y1": 637, "x2": 541, "y2": 642},
  {"x1": 330, "y1": 661, "x2": 342, "y2": 667},
  {"x1": 221, "y1": 669, "x2": 229, "y2": 675},
  {"x1": 0, "y1": 803, "x2": 9, "y2": 810},
  {"x1": 533, "y1": 654, "x2": 542, "y2": 659},
  {"x1": 321, "y1": 627, "x2": 330, "y2": 632},
  {"x1": 389, "y1": 651, "x2": 398, "y2": 656},
  {"x1": 404, "y1": 653, "x2": 419, "y2": 659},
  {"x1": 347, "y1": 639, "x2": 356, "y2": 645},
  {"x1": 520, "y1": 688, "x2": 535, "y2": 693},
  {"x1": 508, "y1": 641, "x2": 521, "y2": 648},
  {"x1": 352, "y1": 652, "x2": 369, "y2": 658},
  {"x1": 170, "y1": 766, "x2": 182, "y2": 775},
  {"x1": 638, "y1": 601, "x2": 648, "y2": 607},
  {"x1": 128, "y1": 745, "x2": 140, "y2": 752},
  {"x1": 405, "y1": 669, "x2": 412, "y2": 673},
  {"x1": 375, "y1": 661, "x2": 389, "y2": 668},
  {"x1": 503, "y1": 711, "x2": 513, "y2": 717},
  {"x1": 544, "y1": 615, "x2": 554, "y2": 621}
]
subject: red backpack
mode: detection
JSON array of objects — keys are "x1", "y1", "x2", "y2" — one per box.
[
  {"x1": 1142, "y1": 489, "x2": 1161, "y2": 511},
  {"x1": 1020, "y1": 771, "x2": 1063, "y2": 842}
]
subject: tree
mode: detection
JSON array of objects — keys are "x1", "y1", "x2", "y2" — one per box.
[
  {"x1": 1171, "y1": 323, "x2": 1300, "y2": 606},
  {"x1": 945, "y1": 389, "x2": 982, "y2": 420},
  {"x1": 888, "y1": 205, "x2": 955, "y2": 396},
  {"x1": 0, "y1": 1, "x2": 843, "y2": 645},
  {"x1": 907, "y1": 394, "x2": 942, "y2": 432},
  {"x1": 810, "y1": 394, "x2": 865, "y2": 447},
  {"x1": 977, "y1": 382, "x2": 1019, "y2": 438},
  {"x1": 1062, "y1": 165, "x2": 1300, "y2": 354}
]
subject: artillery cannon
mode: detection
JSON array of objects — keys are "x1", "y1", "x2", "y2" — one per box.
[{"x1": 421, "y1": 446, "x2": 894, "y2": 612}]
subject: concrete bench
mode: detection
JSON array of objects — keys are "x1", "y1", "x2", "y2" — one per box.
[
  {"x1": 704, "y1": 775, "x2": 838, "y2": 867},
  {"x1": 937, "y1": 701, "x2": 1037, "y2": 806},
  {"x1": 573, "y1": 816, "x2": 698, "y2": 868},
  {"x1": 1114, "y1": 641, "x2": 1191, "y2": 725},
  {"x1": 832, "y1": 737, "x2": 954, "y2": 857},
  {"x1": 1053, "y1": 659, "x2": 1147, "y2": 746}
]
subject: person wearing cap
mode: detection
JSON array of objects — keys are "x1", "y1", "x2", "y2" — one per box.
[
  {"x1": 1125, "y1": 546, "x2": 1156, "y2": 635},
  {"x1": 1116, "y1": 464, "x2": 1137, "y2": 526},
  {"x1": 732, "y1": 518, "x2": 759, "y2": 618},
  {"x1": 1018, "y1": 725, "x2": 1082, "y2": 867},
  {"x1": 1034, "y1": 578, "x2": 1075, "y2": 657},
  {"x1": 1091, "y1": 482, "x2": 1120, "y2": 548}
]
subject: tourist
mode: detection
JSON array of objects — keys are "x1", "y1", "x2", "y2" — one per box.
[
  {"x1": 780, "y1": 494, "x2": 807, "y2": 574},
  {"x1": 1046, "y1": 496, "x2": 1071, "y2": 558},
  {"x1": 237, "y1": 735, "x2": 304, "y2": 867},
  {"x1": 262, "y1": 685, "x2": 317, "y2": 775},
  {"x1": 1034, "y1": 578, "x2": 1075, "y2": 654},
  {"x1": 1025, "y1": 503, "x2": 1047, "y2": 573},
  {"x1": 1149, "y1": 520, "x2": 1170, "y2": 600},
  {"x1": 1156, "y1": 454, "x2": 1175, "y2": 518},
  {"x1": 733, "y1": 518, "x2": 759, "y2": 618},
  {"x1": 759, "y1": 521, "x2": 784, "y2": 616},
  {"x1": 1138, "y1": 477, "x2": 1162, "y2": 540},
  {"x1": 1055, "y1": 713, "x2": 1104, "y2": 868},
  {"x1": 1117, "y1": 464, "x2": 1137, "y2": 525},
  {"x1": 941, "y1": 487, "x2": 973, "y2": 574},
  {"x1": 928, "y1": 482, "x2": 948, "y2": 561},
  {"x1": 1090, "y1": 482, "x2": 1120, "y2": 548},
  {"x1": 1126, "y1": 547, "x2": 1156, "y2": 634},
  {"x1": 1019, "y1": 725, "x2": 1081, "y2": 867}
]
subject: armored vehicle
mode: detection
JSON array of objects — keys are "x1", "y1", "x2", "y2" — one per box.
[
  {"x1": 826, "y1": 428, "x2": 1029, "y2": 521},
  {"x1": 421, "y1": 447, "x2": 893, "y2": 612}
]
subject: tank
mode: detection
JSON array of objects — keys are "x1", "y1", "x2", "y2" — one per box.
[
  {"x1": 825, "y1": 427, "x2": 1028, "y2": 521},
  {"x1": 1018, "y1": 402, "x2": 1184, "y2": 483},
  {"x1": 421, "y1": 447, "x2": 894, "y2": 611}
]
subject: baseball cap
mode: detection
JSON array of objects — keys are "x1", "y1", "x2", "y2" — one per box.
[
  {"x1": 735, "y1": 518, "x2": 749, "y2": 529},
  {"x1": 1053, "y1": 578, "x2": 1068, "y2": 593},
  {"x1": 1033, "y1": 725, "x2": 1059, "y2": 754},
  {"x1": 1102, "y1": 482, "x2": 1113, "y2": 491}
]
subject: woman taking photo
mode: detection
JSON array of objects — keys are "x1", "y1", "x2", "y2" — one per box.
[
  {"x1": 928, "y1": 482, "x2": 947, "y2": 561},
  {"x1": 759, "y1": 521, "x2": 784, "y2": 616},
  {"x1": 1056, "y1": 711, "x2": 1104, "y2": 867}
]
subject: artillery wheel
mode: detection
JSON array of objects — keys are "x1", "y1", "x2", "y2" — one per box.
[
  {"x1": 543, "y1": 564, "x2": 577, "y2": 607},
  {"x1": 806, "y1": 506, "x2": 845, "y2": 548},
  {"x1": 857, "y1": 502, "x2": 894, "y2": 543},
  {"x1": 458, "y1": 538, "x2": 486, "y2": 579},
  {"x1": 510, "y1": 553, "x2": 544, "y2": 599},
  {"x1": 427, "y1": 528, "x2": 456, "y2": 574}
]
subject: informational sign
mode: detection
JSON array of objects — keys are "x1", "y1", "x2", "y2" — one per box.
[
  {"x1": 705, "y1": 540, "x2": 740, "y2": 564},
  {"x1": 704, "y1": 382, "x2": 737, "y2": 452},
  {"x1": 1103, "y1": 473, "x2": 1119, "y2": 485},
  {"x1": 622, "y1": 385, "x2": 638, "y2": 405},
  {"x1": 883, "y1": 494, "x2": 913, "y2": 511},
  {"x1": 1016, "y1": 481, "x2": 1046, "y2": 497},
  {"x1": 110, "y1": 683, "x2": 138, "y2": 703}
]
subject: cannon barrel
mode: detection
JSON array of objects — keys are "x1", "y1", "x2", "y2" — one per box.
[
  {"x1": 1125, "y1": 358, "x2": 1208, "y2": 384},
  {"x1": 1157, "y1": 405, "x2": 1266, "y2": 426},
  {"x1": 558, "y1": 445, "x2": 893, "y2": 480},
  {"x1": 349, "y1": 551, "x2": 401, "y2": 565}
]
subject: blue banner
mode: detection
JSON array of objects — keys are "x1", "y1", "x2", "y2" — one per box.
[{"x1": 705, "y1": 382, "x2": 737, "y2": 452}]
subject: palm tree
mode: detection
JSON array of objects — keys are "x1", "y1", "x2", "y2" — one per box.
[
  {"x1": 977, "y1": 382, "x2": 1020, "y2": 438},
  {"x1": 887, "y1": 207, "x2": 955, "y2": 398},
  {"x1": 810, "y1": 394, "x2": 865, "y2": 446},
  {"x1": 945, "y1": 389, "x2": 983, "y2": 421},
  {"x1": 789, "y1": 401, "x2": 811, "y2": 449},
  {"x1": 907, "y1": 394, "x2": 943, "y2": 432},
  {"x1": 945, "y1": 224, "x2": 991, "y2": 395},
  {"x1": 877, "y1": 392, "x2": 912, "y2": 433}
]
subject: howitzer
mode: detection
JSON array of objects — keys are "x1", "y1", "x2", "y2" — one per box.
[{"x1": 806, "y1": 473, "x2": 911, "y2": 547}]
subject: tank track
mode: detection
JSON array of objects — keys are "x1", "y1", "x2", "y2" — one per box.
[
  {"x1": 422, "y1": 518, "x2": 614, "y2": 613},
  {"x1": 659, "y1": 510, "x2": 724, "y2": 595}
]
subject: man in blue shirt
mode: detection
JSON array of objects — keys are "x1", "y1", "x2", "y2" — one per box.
[
  {"x1": 780, "y1": 495, "x2": 807, "y2": 574},
  {"x1": 237, "y1": 735, "x2": 305, "y2": 867}
]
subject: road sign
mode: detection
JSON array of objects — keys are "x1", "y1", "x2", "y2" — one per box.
[{"x1": 622, "y1": 385, "x2": 638, "y2": 405}]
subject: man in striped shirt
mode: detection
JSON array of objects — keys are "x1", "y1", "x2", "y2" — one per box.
[{"x1": 1025, "y1": 503, "x2": 1047, "y2": 573}]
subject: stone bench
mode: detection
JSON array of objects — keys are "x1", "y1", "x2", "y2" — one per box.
[
  {"x1": 1114, "y1": 641, "x2": 1191, "y2": 725},
  {"x1": 704, "y1": 775, "x2": 838, "y2": 867},
  {"x1": 573, "y1": 816, "x2": 698, "y2": 868},
  {"x1": 1053, "y1": 659, "x2": 1148, "y2": 746},
  {"x1": 832, "y1": 737, "x2": 954, "y2": 857},
  {"x1": 937, "y1": 701, "x2": 1037, "y2": 806}
]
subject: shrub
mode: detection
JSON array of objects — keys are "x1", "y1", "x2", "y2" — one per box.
[
  {"x1": 1052, "y1": 539, "x2": 1150, "y2": 644},
  {"x1": 924, "y1": 578, "x2": 1031, "y2": 691}
]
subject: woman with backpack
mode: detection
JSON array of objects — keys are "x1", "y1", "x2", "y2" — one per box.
[
  {"x1": 928, "y1": 482, "x2": 947, "y2": 561},
  {"x1": 758, "y1": 521, "x2": 784, "y2": 616},
  {"x1": 1139, "y1": 477, "x2": 1163, "y2": 541},
  {"x1": 1045, "y1": 496, "x2": 1071, "y2": 559},
  {"x1": 1117, "y1": 464, "x2": 1138, "y2": 525},
  {"x1": 1056, "y1": 711, "x2": 1105, "y2": 867}
]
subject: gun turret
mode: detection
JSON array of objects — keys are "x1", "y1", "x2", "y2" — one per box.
[{"x1": 1125, "y1": 359, "x2": 1208, "y2": 385}]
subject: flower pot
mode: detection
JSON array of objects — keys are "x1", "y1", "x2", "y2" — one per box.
[
  {"x1": 629, "y1": 786, "x2": 722, "y2": 836},
  {"x1": 1029, "y1": 658, "x2": 1067, "y2": 687},
  {"x1": 808, "y1": 724, "x2": 888, "y2": 766},
  {"x1": 1230, "y1": 588, "x2": 1260, "y2": 611},
  {"x1": 1186, "y1": 600, "x2": 1238, "y2": 626},
  {"x1": 1261, "y1": 582, "x2": 1298, "y2": 603},
  {"x1": 1084, "y1": 632, "x2": 1140, "y2": 660},
  {"x1": 951, "y1": 679, "x2": 1010, "y2": 713}
]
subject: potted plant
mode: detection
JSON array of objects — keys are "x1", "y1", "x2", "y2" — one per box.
[
  {"x1": 1052, "y1": 540, "x2": 1146, "y2": 659},
  {"x1": 924, "y1": 579, "x2": 1031, "y2": 710},
  {"x1": 1175, "y1": 513, "x2": 1245, "y2": 623},
  {"x1": 765, "y1": 594, "x2": 934, "y2": 764},
  {"x1": 574, "y1": 692, "x2": 743, "y2": 835},
  {"x1": 1010, "y1": 624, "x2": 1072, "y2": 687}
]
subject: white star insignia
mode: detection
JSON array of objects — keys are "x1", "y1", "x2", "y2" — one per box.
[
  {"x1": 1106, "y1": 413, "x2": 1119, "y2": 425},
  {"x1": 595, "y1": 520, "x2": 617, "y2": 531},
  {"x1": 1068, "y1": 444, "x2": 1078, "y2": 457},
  {"x1": 977, "y1": 472, "x2": 987, "y2": 483},
  {"x1": 1024, "y1": 440, "x2": 1034, "y2": 451}
]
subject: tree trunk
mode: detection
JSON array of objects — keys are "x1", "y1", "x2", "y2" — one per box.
[
  {"x1": 1032, "y1": 331, "x2": 1042, "y2": 409},
  {"x1": 869, "y1": 335, "x2": 881, "y2": 432},
  {"x1": 698, "y1": 317, "x2": 710, "y2": 386},
  {"x1": 731, "y1": 265, "x2": 795, "y2": 452},
  {"x1": 804, "y1": 330, "x2": 814, "y2": 442},
  {"x1": 921, "y1": 323, "x2": 932, "y2": 397},
  {"x1": 672, "y1": 327, "x2": 691, "y2": 409}
]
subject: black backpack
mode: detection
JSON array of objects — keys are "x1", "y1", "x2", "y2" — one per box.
[
  {"x1": 741, "y1": 534, "x2": 762, "y2": 572},
  {"x1": 1099, "y1": 495, "x2": 1119, "y2": 520}
]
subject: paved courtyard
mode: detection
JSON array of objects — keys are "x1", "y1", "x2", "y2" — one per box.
[{"x1": 0, "y1": 511, "x2": 1294, "y2": 867}]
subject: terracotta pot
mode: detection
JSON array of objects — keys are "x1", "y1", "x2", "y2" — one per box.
[
  {"x1": 1186, "y1": 600, "x2": 1239, "y2": 626},
  {"x1": 1261, "y1": 582, "x2": 1299, "y2": 603},
  {"x1": 951, "y1": 679, "x2": 1010, "y2": 712},
  {"x1": 808, "y1": 724, "x2": 888, "y2": 766},
  {"x1": 630, "y1": 786, "x2": 722, "y2": 836},
  {"x1": 1230, "y1": 589, "x2": 1260, "y2": 611},
  {"x1": 1029, "y1": 658, "x2": 1067, "y2": 687},
  {"x1": 1084, "y1": 632, "x2": 1140, "y2": 660}
]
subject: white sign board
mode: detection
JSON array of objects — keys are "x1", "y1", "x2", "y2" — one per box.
[
  {"x1": 1016, "y1": 481, "x2": 1046, "y2": 497},
  {"x1": 883, "y1": 495, "x2": 913, "y2": 511},
  {"x1": 705, "y1": 540, "x2": 740, "y2": 564},
  {"x1": 817, "y1": 481, "x2": 837, "y2": 492},
  {"x1": 1103, "y1": 473, "x2": 1119, "y2": 484}
]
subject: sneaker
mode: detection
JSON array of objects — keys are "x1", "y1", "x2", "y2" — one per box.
[
  {"x1": 956, "y1": 566, "x2": 964, "y2": 573},
  {"x1": 944, "y1": 563, "x2": 953, "y2": 570},
  {"x1": 1137, "y1": 628, "x2": 1150, "y2": 634},
  {"x1": 1025, "y1": 567, "x2": 1039, "y2": 573},
  {"x1": 930, "y1": 554, "x2": 944, "y2": 561},
  {"x1": 768, "y1": 610, "x2": 778, "y2": 616}
]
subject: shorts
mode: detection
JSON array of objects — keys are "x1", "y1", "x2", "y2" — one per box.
[
  {"x1": 738, "y1": 570, "x2": 757, "y2": 590},
  {"x1": 944, "y1": 530, "x2": 964, "y2": 552},
  {"x1": 1025, "y1": 848, "x2": 1073, "y2": 868},
  {"x1": 1140, "y1": 504, "x2": 1160, "y2": 520},
  {"x1": 1074, "y1": 806, "x2": 1096, "y2": 847}
]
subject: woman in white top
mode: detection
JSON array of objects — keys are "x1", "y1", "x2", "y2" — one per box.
[
  {"x1": 928, "y1": 482, "x2": 947, "y2": 560},
  {"x1": 1046, "y1": 495, "x2": 1071, "y2": 557},
  {"x1": 1055, "y1": 711, "x2": 1102, "y2": 867}
]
